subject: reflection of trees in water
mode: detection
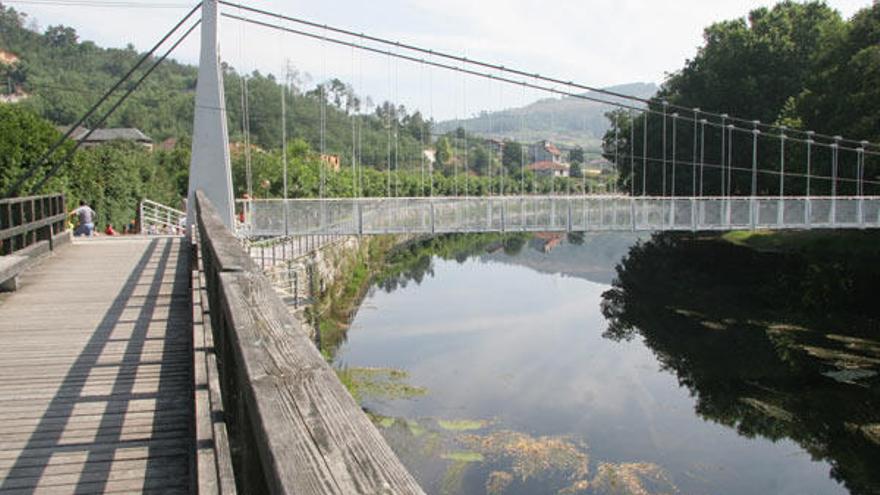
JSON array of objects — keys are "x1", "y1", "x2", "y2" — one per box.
[
  {"x1": 601, "y1": 232, "x2": 880, "y2": 495},
  {"x1": 373, "y1": 233, "x2": 532, "y2": 293}
]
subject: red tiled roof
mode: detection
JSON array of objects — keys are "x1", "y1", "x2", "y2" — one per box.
[
  {"x1": 527, "y1": 161, "x2": 568, "y2": 171},
  {"x1": 544, "y1": 142, "x2": 561, "y2": 156}
]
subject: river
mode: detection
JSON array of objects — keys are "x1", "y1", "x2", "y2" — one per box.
[{"x1": 331, "y1": 232, "x2": 880, "y2": 495}]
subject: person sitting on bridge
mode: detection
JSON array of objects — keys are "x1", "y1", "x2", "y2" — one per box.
[
  {"x1": 70, "y1": 200, "x2": 97, "y2": 237},
  {"x1": 104, "y1": 223, "x2": 118, "y2": 236}
]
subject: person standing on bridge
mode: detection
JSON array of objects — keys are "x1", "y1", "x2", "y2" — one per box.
[{"x1": 69, "y1": 200, "x2": 97, "y2": 237}]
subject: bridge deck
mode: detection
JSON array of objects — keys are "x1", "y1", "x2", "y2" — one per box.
[{"x1": 0, "y1": 237, "x2": 192, "y2": 494}]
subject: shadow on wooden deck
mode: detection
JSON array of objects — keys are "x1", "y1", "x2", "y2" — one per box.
[{"x1": 0, "y1": 238, "x2": 193, "y2": 493}]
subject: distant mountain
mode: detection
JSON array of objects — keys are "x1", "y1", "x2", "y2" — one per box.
[{"x1": 436, "y1": 82, "x2": 657, "y2": 151}]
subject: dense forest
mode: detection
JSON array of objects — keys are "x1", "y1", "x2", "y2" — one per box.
[{"x1": 602, "y1": 1, "x2": 880, "y2": 197}]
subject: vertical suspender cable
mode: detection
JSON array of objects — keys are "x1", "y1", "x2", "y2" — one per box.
[
  {"x1": 419, "y1": 60, "x2": 426, "y2": 197},
  {"x1": 751, "y1": 126, "x2": 759, "y2": 197},
  {"x1": 499, "y1": 75, "x2": 505, "y2": 196},
  {"x1": 779, "y1": 127, "x2": 786, "y2": 198},
  {"x1": 832, "y1": 137, "x2": 841, "y2": 198},
  {"x1": 692, "y1": 109, "x2": 699, "y2": 197},
  {"x1": 642, "y1": 112, "x2": 647, "y2": 196},
  {"x1": 671, "y1": 113, "x2": 678, "y2": 197},
  {"x1": 860, "y1": 141, "x2": 868, "y2": 196},
  {"x1": 351, "y1": 46, "x2": 357, "y2": 197},
  {"x1": 614, "y1": 112, "x2": 620, "y2": 195},
  {"x1": 244, "y1": 77, "x2": 253, "y2": 199},
  {"x1": 386, "y1": 56, "x2": 392, "y2": 197},
  {"x1": 488, "y1": 75, "x2": 494, "y2": 196},
  {"x1": 806, "y1": 132, "x2": 814, "y2": 196},
  {"x1": 281, "y1": 72, "x2": 289, "y2": 236},
  {"x1": 661, "y1": 101, "x2": 668, "y2": 196},
  {"x1": 429, "y1": 53, "x2": 434, "y2": 197},
  {"x1": 320, "y1": 30, "x2": 327, "y2": 199},
  {"x1": 699, "y1": 119, "x2": 706, "y2": 196},
  {"x1": 394, "y1": 53, "x2": 400, "y2": 197},
  {"x1": 727, "y1": 125, "x2": 734, "y2": 196},
  {"x1": 463, "y1": 66, "x2": 469, "y2": 199},
  {"x1": 630, "y1": 110, "x2": 635, "y2": 197},
  {"x1": 721, "y1": 115, "x2": 727, "y2": 197}
]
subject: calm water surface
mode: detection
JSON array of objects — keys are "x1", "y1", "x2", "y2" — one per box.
[{"x1": 333, "y1": 234, "x2": 879, "y2": 495}]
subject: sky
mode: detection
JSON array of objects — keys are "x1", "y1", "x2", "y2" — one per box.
[{"x1": 3, "y1": 0, "x2": 871, "y2": 121}]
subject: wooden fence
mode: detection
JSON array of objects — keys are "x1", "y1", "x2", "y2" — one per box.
[{"x1": 0, "y1": 194, "x2": 67, "y2": 255}]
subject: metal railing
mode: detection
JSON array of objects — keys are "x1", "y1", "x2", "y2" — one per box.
[
  {"x1": 0, "y1": 194, "x2": 67, "y2": 255},
  {"x1": 139, "y1": 198, "x2": 186, "y2": 235},
  {"x1": 240, "y1": 195, "x2": 880, "y2": 236}
]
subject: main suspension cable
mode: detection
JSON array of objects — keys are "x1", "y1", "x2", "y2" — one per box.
[
  {"x1": 217, "y1": 1, "x2": 879, "y2": 151},
  {"x1": 220, "y1": 11, "x2": 880, "y2": 157}
]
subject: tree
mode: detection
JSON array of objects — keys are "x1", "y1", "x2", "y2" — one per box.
[
  {"x1": 605, "y1": 1, "x2": 853, "y2": 197},
  {"x1": 44, "y1": 25, "x2": 77, "y2": 47},
  {"x1": 570, "y1": 162, "x2": 583, "y2": 179},
  {"x1": 501, "y1": 139, "x2": 523, "y2": 174},
  {"x1": 796, "y1": 3, "x2": 880, "y2": 143},
  {"x1": 0, "y1": 104, "x2": 69, "y2": 194},
  {"x1": 472, "y1": 145, "x2": 490, "y2": 175},
  {"x1": 660, "y1": 1, "x2": 843, "y2": 122},
  {"x1": 435, "y1": 136, "x2": 452, "y2": 166},
  {"x1": 569, "y1": 146, "x2": 584, "y2": 164}
]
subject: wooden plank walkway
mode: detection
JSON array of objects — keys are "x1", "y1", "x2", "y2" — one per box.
[{"x1": 0, "y1": 237, "x2": 192, "y2": 494}]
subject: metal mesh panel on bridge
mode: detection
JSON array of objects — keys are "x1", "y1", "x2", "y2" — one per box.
[{"x1": 241, "y1": 196, "x2": 880, "y2": 237}]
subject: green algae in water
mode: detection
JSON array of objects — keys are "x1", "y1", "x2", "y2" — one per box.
[
  {"x1": 441, "y1": 451, "x2": 485, "y2": 463},
  {"x1": 441, "y1": 460, "x2": 471, "y2": 495},
  {"x1": 335, "y1": 367, "x2": 427, "y2": 402},
  {"x1": 437, "y1": 418, "x2": 491, "y2": 432}
]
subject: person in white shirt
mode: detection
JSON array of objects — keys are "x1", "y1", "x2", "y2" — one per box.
[{"x1": 70, "y1": 200, "x2": 97, "y2": 237}]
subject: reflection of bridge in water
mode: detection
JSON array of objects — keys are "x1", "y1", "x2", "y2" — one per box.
[{"x1": 241, "y1": 195, "x2": 880, "y2": 237}]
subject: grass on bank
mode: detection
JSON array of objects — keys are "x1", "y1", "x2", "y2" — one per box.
[{"x1": 722, "y1": 229, "x2": 880, "y2": 257}]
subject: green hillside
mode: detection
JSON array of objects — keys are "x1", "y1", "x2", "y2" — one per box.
[
  {"x1": 0, "y1": 4, "x2": 429, "y2": 168},
  {"x1": 435, "y1": 82, "x2": 657, "y2": 149}
]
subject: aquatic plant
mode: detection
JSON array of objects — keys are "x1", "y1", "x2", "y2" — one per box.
[
  {"x1": 463, "y1": 430, "x2": 590, "y2": 483},
  {"x1": 590, "y1": 462, "x2": 678, "y2": 495},
  {"x1": 335, "y1": 367, "x2": 427, "y2": 402},
  {"x1": 437, "y1": 419, "x2": 491, "y2": 432},
  {"x1": 486, "y1": 471, "x2": 513, "y2": 495}
]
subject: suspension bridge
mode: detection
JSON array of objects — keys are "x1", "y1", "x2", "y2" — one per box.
[
  {"x1": 0, "y1": 0, "x2": 878, "y2": 494},
  {"x1": 213, "y1": 1, "x2": 880, "y2": 236}
]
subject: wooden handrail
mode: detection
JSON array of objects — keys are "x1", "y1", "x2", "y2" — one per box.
[
  {"x1": 0, "y1": 194, "x2": 67, "y2": 256},
  {"x1": 193, "y1": 190, "x2": 424, "y2": 494}
]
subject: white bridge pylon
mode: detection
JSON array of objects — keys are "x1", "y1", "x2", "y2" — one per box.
[{"x1": 188, "y1": 0, "x2": 234, "y2": 232}]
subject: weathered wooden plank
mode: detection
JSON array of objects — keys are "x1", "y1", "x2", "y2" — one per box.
[
  {"x1": 0, "y1": 448, "x2": 190, "y2": 475},
  {"x1": 0, "y1": 236, "x2": 193, "y2": 493},
  {"x1": 195, "y1": 253, "x2": 237, "y2": 495},
  {"x1": 218, "y1": 268, "x2": 424, "y2": 494},
  {"x1": 192, "y1": 262, "x2": 221, "y2": 495}
]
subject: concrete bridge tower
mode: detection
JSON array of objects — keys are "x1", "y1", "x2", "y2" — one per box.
[{"x1": 187, "y1": 0, "x2": 234, "y2": 231}]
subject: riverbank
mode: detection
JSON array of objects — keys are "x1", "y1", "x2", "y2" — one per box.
[{"x1": 721, "y1": 229, "x2": 880, "y2": 257}]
